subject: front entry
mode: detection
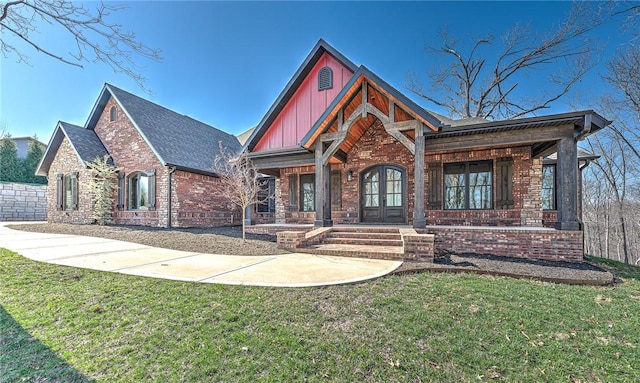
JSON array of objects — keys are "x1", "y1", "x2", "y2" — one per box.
[{"x1": 361, "y1": 165, "x2": 406, "y2": 223}]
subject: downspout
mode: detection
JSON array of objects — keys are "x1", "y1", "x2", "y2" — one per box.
[{"x1": 167, "y1": 166, "x2": 177, "y2": 228}]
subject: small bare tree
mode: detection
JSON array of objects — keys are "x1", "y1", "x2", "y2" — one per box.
[
  {"x1": 213, "y1": 144, "x2": 270, "y2": 240},
  {"x1": 86, "y1": 155, "x2": 119, "y2": 225},
  {"x1": 406, "y1": 3, "x2": 604, "y2": 120},
  {"x1": 1, "y1": 0, "x2": 161, "y2": 90}
]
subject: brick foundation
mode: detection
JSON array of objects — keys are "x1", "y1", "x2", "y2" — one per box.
[{"x1": 426, "y1": 226, "x2": 583, "y2": 262}]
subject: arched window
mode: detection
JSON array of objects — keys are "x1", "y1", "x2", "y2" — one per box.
[
  {"x1": 128, "y1": 171, "x2": 150, "y2": 210},
  {"x1": 318, "y1": 66, "x2": 333, "y2": 90},
  {"x1": 110, "y1": 106, "x2": 117, "y2": 122}
]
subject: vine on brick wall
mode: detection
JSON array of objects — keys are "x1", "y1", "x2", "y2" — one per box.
[{"x1": 86, "y1": 155, "x2": 120, "y2": 225}]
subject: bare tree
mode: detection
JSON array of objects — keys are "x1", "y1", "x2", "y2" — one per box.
[
  {"x1": 213, "y1": 144, "x2": 270, "y2": 240},
  {"x1": 1, "y1": 0, "x2": 161, "y2": 90},
  {"x1": 406, "y1": 3, "x2": 604, "y2": 120}
]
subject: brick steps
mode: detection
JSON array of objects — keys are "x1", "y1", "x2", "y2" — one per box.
[
  {"x1": 297, "y1": 226, "x2": 405, "y2": 260},
  {"x1": 297, "y1": 243, "x2": 404, "y2": 260},
  {"x1": 322, "y1": 237, "x2": 404, "y2": 247}
]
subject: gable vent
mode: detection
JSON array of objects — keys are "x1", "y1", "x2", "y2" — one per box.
[{"x1": 318, "y1": 66, "x2": 333, "y2": 91}]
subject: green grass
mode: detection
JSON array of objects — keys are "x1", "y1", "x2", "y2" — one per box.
[{"x1": 1, "y1": 248, "x2": 639, "y2": 382}]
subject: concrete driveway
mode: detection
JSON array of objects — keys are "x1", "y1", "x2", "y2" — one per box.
[{"x1": 0, "y1": 222, "x2": 402, "y2": 287}]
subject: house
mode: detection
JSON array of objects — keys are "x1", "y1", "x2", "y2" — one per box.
[
  {"x1": 36, "y1": 39, "x2": 610, "y2": 263},
  {"x1": 1, "y1": 137, "x2": 46, "y2": 159},
  {"x1": 242, "y1": 39, "x2": 610, "y2": 262},
  {"x1": 36, "y1": 84, "x2": 241, "y2": 227}
]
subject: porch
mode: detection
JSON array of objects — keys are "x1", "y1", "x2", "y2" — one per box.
[{"x1": 245, "y1": 224, "x2": 583, "y2": 263}]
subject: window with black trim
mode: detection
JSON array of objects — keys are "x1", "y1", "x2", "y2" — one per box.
[
  {"x1": 64, "y1": 175, "x2": 73, "y2": 210},
  {"x1": 56, "y1": 173, "x2": 78, "y2": 211},
  {"x1": 128, "y1": 171, "x2": 150, "y2": 210},
  {"x1": 444, "y1": 161, "x2": 492, "y2": 210},
  {"x1": 542, "y1": 164, "x2": 556, "y2": 210},
  {"x1": 300, "y1": 174, "x2": 315, "y2": 212},
  {"x1": 110, "y1": 106, "x2": 117, "y2": 122},
  {"x1": 256, "y1": 178, "x2": 275, "y2": 213},
  {"x1": 318, "y1": 66, "x2": 333, "y2": 91}
]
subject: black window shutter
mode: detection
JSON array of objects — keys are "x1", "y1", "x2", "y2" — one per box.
[
  {"x1": 147, "y1": 169, "x2": 156, "y2": 210},
  {"x1": 56, "y1": 174, "x2": 64, "y2": 211},
  {"x1": 71, "y1": 172, "x2": 79, "y2": 210},
  {"x1": 117, "y1": 172, "x2": 125, "y2": 210},
  {"x1": 330, "y1": 171, "x2": 341, "y2": 210},
  {"x1": 496, "y1": 158, "x2": 514, "y2": 209},
  {"x1": 427, "y1": 162, "x2": 442, "y2": 210},
  {"x1": 288, "y1": 174, "x2": 298, "y2": 211}
]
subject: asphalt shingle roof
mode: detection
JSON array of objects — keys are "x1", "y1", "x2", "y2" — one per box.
[
  {"x1": 59, "y1": 122, "x2": 112, "y2": 165},
  {"x1": 107, "y1": 84, "x2": 241, "y2": 173}
]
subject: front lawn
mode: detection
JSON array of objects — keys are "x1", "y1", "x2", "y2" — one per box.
[{"x1": 1, "y1": 248, "x2": 639, "y2": 382}]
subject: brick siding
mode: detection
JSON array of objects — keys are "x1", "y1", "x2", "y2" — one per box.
[
  {"x1": 47, "y1": 137, "x2": 94, "y2": 224},
  {"x1": 171, "y1": 170, "x2": 240, "y2": 227},
  {"x1": 427, "y1": 226, "x2": 583, "y2": 262}
]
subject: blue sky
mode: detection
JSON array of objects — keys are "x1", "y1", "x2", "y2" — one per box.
[{"x1": 0, "y1": 1, "x2": 625, "y2": 143}]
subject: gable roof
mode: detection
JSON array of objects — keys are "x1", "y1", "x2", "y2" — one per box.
[
  {"x1": 244, "y1": 39, "x2": 358, "y2": 152},
  {"x1": 298, "y1": 65, "x2": 444, "y2": 149},
  {"x1": 36, "y1": 121, "x2": 111, "y2": 176},
  {"x1": 86, "y1": 84, "x2": 241, "y2": 174}
]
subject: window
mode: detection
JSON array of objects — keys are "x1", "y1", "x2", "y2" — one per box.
[
  {"x1": 65, "y1": 175, "x2": 73, "y2": 210},
  {"x1": 300, "y1": 174, "x2": 315, "y2": 211},
  {"x1": 444, "y1": 161, "x2": 492, "y2": 210},
  {"x1": 56, "y1": 172, "x2": 78, "y2": 211},
  {"x1": 318, "y1": 66, "x2": 333, "y2": 91},
  {"x1": 128, "y1": 172, "x2": 150, "y2": 210},
  {"x1": 256, "y1": 178, "x2": 275, "y2": 213},
  {"x1": 109, "y1": 106, "x2": 117, "y2": 122},
  {"x1": 363, "y1": 170, "x2": 379, "y2": 208},
  {"x1": 542, "y1": 164, "x2": 556, "y2": 210}
]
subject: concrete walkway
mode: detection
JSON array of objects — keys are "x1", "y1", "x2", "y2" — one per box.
[{"x1": 0, "y1": 223, "x2": 402, "y2": 287}]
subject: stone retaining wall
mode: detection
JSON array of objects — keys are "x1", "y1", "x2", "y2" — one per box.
[{"x1": 0, "y1": 182, "x2": 47, "y2": 221}]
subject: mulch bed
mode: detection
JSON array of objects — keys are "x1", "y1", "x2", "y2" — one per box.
[
  {"x1": 396, "y1": 252, "x2": 614, "y2": 285},
  {"x1": 8, "y1": 223, "x2": 289, "y2": 256},
  {"x1": 8, "y1": 223, "x2": 614, "y2": 285}
]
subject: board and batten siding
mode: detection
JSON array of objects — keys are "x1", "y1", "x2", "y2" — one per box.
[{"x1": 253, "y1": 52, "x2": 354, "y2": 152}]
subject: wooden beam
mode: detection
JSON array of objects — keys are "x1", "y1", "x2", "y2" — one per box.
[
  {"x1": 413, "y1": 123, "x2": 425, "y2": 229},
  {"x1": 343, "y1": 104, "x2": 365, "y2": 131},
  {"x1": 555, "y1": 137, "x2": 580, "y2": 231},
  {"x1": 362, "y1": 81, "x2": 368, "y2": 118},
  {"x1": 338, "y1": 108, "x2": 344, "y2": 131},
  {"x1": 386, "y1": 129, "x2": 415, "y2": 155},
  {"x1": 387, "y1": 120, "x2": 421, "y2": 132},
  {"x1": 320, "y1": 131, "x2": 346, "y2": 142},
  {"x1": 424, "y1": 125, "x2": 574, "y2": 153},
  {"x1": 321, "y1": 132, "x2": 348, "y2": 165},
  {"x1": 389, "y1": 99, "x2": 395, "y2": 123}
]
